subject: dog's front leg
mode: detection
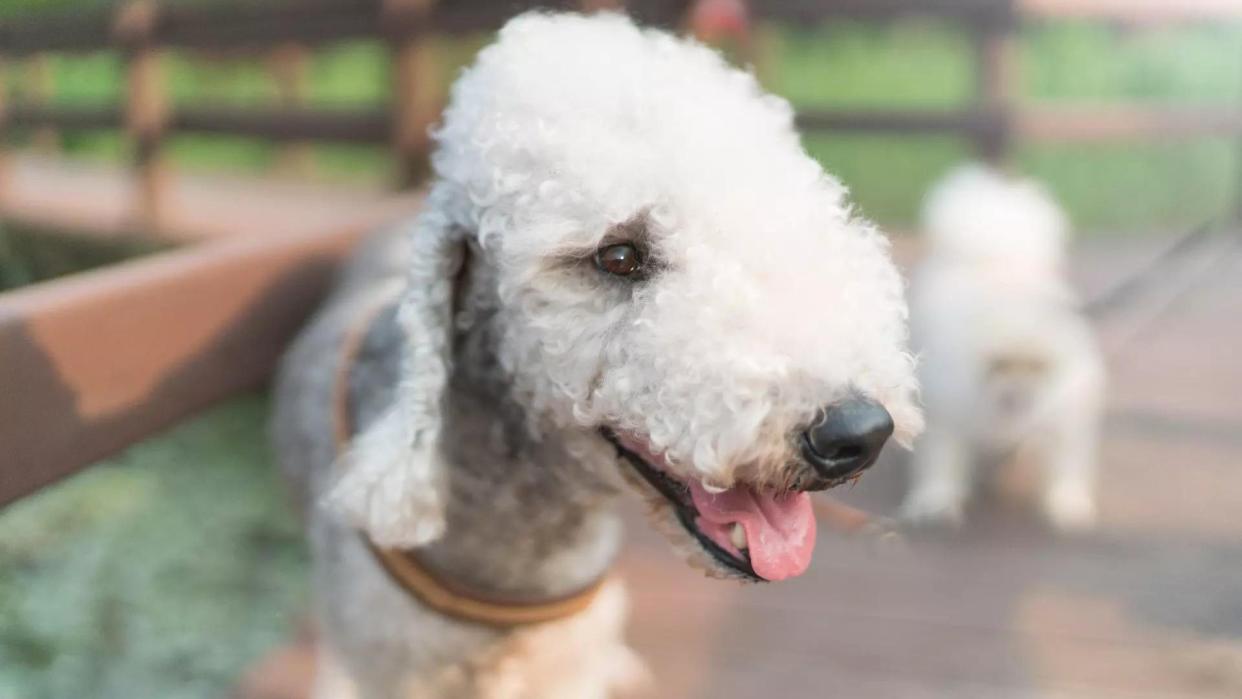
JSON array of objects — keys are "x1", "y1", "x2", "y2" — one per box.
[
  {"x1": 1038, "y1": 395, "x2": 1101, "y2": 531},
  {"x1": 902, "y1": 426, "x2": 972, "y2": 526},
  {"x1": 1032, "y1": 357, "x2": 1104, "y2": 531}
]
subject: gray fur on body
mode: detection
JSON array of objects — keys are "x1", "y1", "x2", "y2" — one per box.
[{"x1": 271, "y1": 229, "x2": 624, "y2": 690}]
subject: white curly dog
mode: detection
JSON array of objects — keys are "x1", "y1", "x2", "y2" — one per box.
[
  {"x1": 901, "y1": 165, "x2": 1105, "y2": 531},
  {"x1": 274, "y1": 12, "x2": 920, "y2": 698}
]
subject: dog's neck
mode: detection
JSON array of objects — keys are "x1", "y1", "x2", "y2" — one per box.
[{"x1": 413, "y1": 276, "x2": 623, "y2": 602}]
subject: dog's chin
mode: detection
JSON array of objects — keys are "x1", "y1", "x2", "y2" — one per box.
[{"x1": 600, "y1": 429, "x2": 817, "y2": 583}]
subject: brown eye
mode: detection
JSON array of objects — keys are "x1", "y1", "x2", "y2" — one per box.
[{"x1": 594, "y1": 243, "x2": 643, "y2": 277}]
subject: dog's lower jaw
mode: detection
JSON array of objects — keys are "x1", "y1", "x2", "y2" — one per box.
[
  {"x1": 638, "y1": 491, "x2": 761, "y2": 583},
  {"x1": 605, "y1": 430, "x2": 764, "y2": 582}
]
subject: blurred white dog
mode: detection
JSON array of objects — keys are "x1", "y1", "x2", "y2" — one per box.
[{"x1": 901, "y1": 165, "x2": 1105, "y2": 530}]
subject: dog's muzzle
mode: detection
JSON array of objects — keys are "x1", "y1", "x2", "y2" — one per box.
[{"x1": 799, "y1": 397, "x2": 894, "y2": 488}]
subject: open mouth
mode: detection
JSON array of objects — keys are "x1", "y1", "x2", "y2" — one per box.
[{"x1": 601, "y1": 429, "x2": 816, "y2": 582}]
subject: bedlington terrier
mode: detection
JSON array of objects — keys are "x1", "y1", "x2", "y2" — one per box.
[
  {"x1": 273, "y1": 12, "x2": 920, "y2": 698},
  {"x1": 901, "y1": 165, "x2": 1104, "y2": 531}
]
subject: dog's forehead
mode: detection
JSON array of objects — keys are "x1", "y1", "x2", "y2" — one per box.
[
  {"x1": 478, "y1": 14, "x2": 785, "y2": 134},
  {"x1": 498, "y1": 110, "x2": 860, "y2": 257},
  {"x1": 446, "y1": 13, "x2": 832, "y2": 222}
]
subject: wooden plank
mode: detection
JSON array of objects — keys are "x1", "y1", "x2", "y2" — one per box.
[
  {"x1": 974, "y1": 28, "x2": 1017, "y2": 163},
  {"x1": 625, "y1": 0, "x2": 697, "y2": 28},
  {"x1": 794, "y1": 107, "x2": 1242, "y2": 142},
  {"x1": 1019, "y1": 106, "x2": 1242, "y2": 143},
  {"x1": 25, "y1": 54, "x2": 60, "y2": 151},
  {"x1": 118, "y1": 0, "x2": 170, "y2": 227},
  {"x1": 3, "y1": 104, "x2": 388, "y2": 144},
  {"x1": 269, "y1": 43, "x2": 315, "y2": 176},
  {"x1": 796, "y1": 108, "x2": 1005, "y2": 137},
  {"x1": 1023, "y1": 0, "x2": 1242, "y2": 24},
  {"x1": 172, "y1": 106, "x2": 390, "y2": 144},
  {"x1": 757, "y1": 0, "x2": 1242, "y2": 25},
  {"x1": 0, "y1": 223, "x2": 370, "y2": 507},
  {"x1": 0, "y1": 0, "x2": 368, "y2": 56},
  {"x1": 5, "y1": 104, "x2": 123, "y2": 131},
  {"x1": 158, "y1": 12, "x2": 381, "y2": 52},
  {"x1": 10, "y1": 105, "x2": 978, "y2": 142},
  {"x1": 0, "y1": 11, "x2": 114, "y2": 56},
  {"x1": 0, "y1": 104, "x2": 1205, "y2": 165},
  {"x1": 754, "y1": 0, "x2": 1016, "y2": 26},
  {"x1": 387, "y1": 0, "x2": 441, "y2": 186},
  {"x1": 0, "y1": 57, "x2": 9, "y2": 203}
]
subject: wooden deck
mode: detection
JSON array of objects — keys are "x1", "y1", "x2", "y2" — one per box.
[{"x1": 4, "y1": 154, "x2": 1239, "y2": 699}]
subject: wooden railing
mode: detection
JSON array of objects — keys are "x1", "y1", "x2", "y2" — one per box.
[
  {"x1": 0, "y1": 0, "x2": 586, "y2": 224},
  {"x1": 2, "y1": 0, "x2": 1242, "y2": 508},
  {"x1": 3, "y1": 0, "x2": 1241, "y2": 227}
]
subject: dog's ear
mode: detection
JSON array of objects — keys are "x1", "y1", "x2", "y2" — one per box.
[{"x1": 328, "y1": 209, "x2": 465, "y2": 548}]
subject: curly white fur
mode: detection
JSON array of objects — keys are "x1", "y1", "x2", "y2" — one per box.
[
  {"x1": 922, "y1": 163, "x2": 1069, "y2": 272},
  {"x1": 329, "y1": 202, "x2": 467, "y2": 547},
  {"x1": 338, "y1": 13, "x2": 921, "y2": 543},
  {"x1": 903, "y1": 164, "x2": 1105, "y2": 530}
]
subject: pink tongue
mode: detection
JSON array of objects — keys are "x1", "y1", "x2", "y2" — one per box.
[{"x1": 689, "y1": 481, "x2": 816, "y2": 581}]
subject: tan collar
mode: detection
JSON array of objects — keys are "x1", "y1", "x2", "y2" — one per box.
[
  {"x1": 366, "y1": 541, "x2": 608, "y2": 627},
  {"x1": 332, "y1": 298, "x2": 607, "y2": 627}
]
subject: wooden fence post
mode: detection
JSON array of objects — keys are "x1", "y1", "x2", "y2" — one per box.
[
  {"x1": 579, "y1": 0, "x2": 625, "y2": 11},
  {"x1": 116, "y1": 0, "x2": 169, "y2": 228},
  {"x1": 0, "y1": 56, "x2": 8, "y2": 204},
  {"x1": 270, "y1": 42, "x2": 313, "y2": 177},
  {"x1": 974, "y1": 6, "x2": 1018, "y2": 166},
  {"x1": 27, "y1": 53, "x2": 58, "y2": 152},
  {"x1": 1233, "y1": 45, "x2": 1242, "y2": 226},
  {"x1": 750, "y1": 8, "x2": 779, "y2": 89},
  {"x1": 385, "y1": 0, "x2": 440, "y2": 188}
]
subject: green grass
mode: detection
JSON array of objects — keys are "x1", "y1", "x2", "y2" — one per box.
[
  {"x1": 0, "y1": 396, "x2": 307, "y2": 699},
  {"x1": 0, "y1": 225, "x2": 162, "y2": 291},
  {"x1": 763, "y1": 21, "x2": 977, "y2": 108}
]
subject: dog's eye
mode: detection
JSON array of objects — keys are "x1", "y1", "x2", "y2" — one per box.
[{"x1": 594, "y1": 243, "x2": 643, "y2": 277}]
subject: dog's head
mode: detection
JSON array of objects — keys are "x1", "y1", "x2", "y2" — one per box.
[
  {"x1": 922, "y1": 163, "x2": 1069, "y2": 272},
  {"x1": 336, "y1": 12, "x2": 921, "y2": 581}
]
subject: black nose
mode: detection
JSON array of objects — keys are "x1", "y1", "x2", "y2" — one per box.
[{"x1": 801, "y1": 398, "x2": 894, "y2": 482}]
